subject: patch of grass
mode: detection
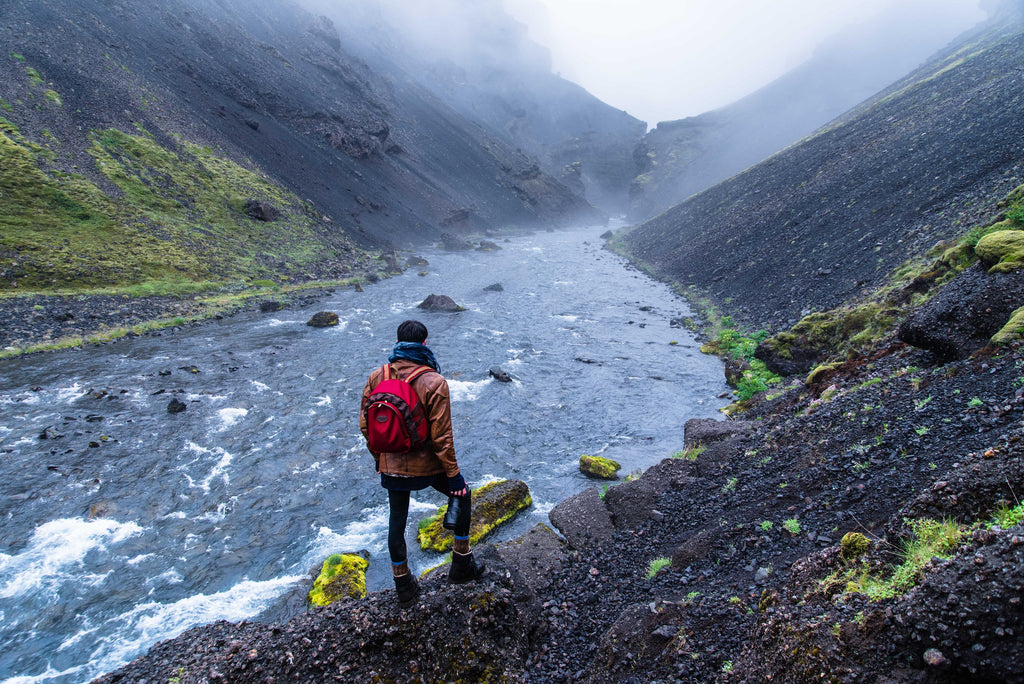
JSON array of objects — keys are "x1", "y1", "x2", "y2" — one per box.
[
  {"x1": 672, "y1": 444, "x2": 705, "y2": 461},
  {"x1": 1, "y1": 126, "x2": 374, "y2": 293},
  {"x1": 783, "y1": 518, "x2": 802, "y2": 535},
  {"x1": 646, "y1": 557, "x2": 671, "y2": 579},
  {"x1": 760, "y1": 520, "x2": 774, "y2": 532},
  {"x1": 853, "y1": 518, "x2": 963, "y2": 600},
  {"x1": 722, "y1": 477, "x2": 738, "y2": 493},
  {"x1": 991, "y1": 501, "x2": 1024, "y2": 529}
]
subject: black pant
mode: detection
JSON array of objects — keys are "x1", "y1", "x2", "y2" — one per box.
[{"x1": 388, "y1": 479, "x2": 472, "y2": 564}]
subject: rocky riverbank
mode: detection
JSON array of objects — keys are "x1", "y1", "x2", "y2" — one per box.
[{"x1": 88, "y1": 293, "x2": 1024, "y2": 682}]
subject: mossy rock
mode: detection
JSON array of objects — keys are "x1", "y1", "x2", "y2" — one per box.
[
  {"x1": 308, "y1": 552, "x2": 368, "y2": 606},
  {"x1": 975, "y1": 228, "x2": 1024, "y2": 273},
  {"x1": 840, "y1": 532, "x2": 870, "y2": 560},
  {"x1": 992, "y1": 306, "x2": 1024, "y2": 346},
  {"x1": 307, "y1": 311, "x2": 340, "y2": 327},
  {"x1": 417, "y1": 479, "x2": 532, "y2": 552},
  {"x1": 579, "y1": 454, "x2": 621, "y2": 480}
]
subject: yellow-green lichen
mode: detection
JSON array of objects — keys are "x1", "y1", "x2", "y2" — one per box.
[
  {"x1": 840, "y1": 532, "x2": 870, "y2": 560},
  {"x1": 974, "y1": 228, "x2": 1024, "y2": 273},
  {"x1": 992, "y1": 306, "x2": 1024, "y2": 346},
  {"x1": 308, "y1": 553, "x2": 368, "y2": 606},
  {"x1": 417, "y1": 479, "x2": 532, "y2": 552},
  {"x1": 579, "y1": 454, "x2": 621, "y2": 480}
]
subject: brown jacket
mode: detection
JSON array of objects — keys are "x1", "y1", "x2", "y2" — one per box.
[{"x1": 359, "y1": 359, "x2": 459, "y2": 480}]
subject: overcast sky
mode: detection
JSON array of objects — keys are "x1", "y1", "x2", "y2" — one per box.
[{"x1": 503, "y1": 0, "x2": 986, "y2": 125}]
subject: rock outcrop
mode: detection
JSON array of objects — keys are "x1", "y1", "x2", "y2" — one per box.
[{"x1": 416, "y1": 294, "x2": 465, "y2": 312}]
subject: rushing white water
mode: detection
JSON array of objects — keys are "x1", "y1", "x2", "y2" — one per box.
[{"x1": 0, "y1": 224, "x2": 728, "y2": 683}]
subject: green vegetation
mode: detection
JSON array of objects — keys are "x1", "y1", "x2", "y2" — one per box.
[
  {"x1": 850, "y1": 518, "x2": 962, "y2": 601},
  {"x1": 783, "y1": 518, "x2": 802, "y2": 535},
  {"x1": 760, "y1": 520, "x2": 774, "y2": 532},
  {"x1": 0, "y1": 126, "x2": 372, "y2": 293},
  {"x1": 646, "y1": 557, "x2": 671, "y2": 579},
  {"x1": 700, "y1": 318, "x2": 781, "y2": 402},
  {"x1": 991, "y1": 501, "x2": 1024, "y2": 530},
  {"x1": 417, "y1": 479, "x2": 532, "y2": 552},
  {"x1": 992, "y1": 306, "x2": 1024, "y2": 346},
  {"x1": 672, "y1": 444, "x2": 705, "y2": 461},
  {"x1": 579, "y1": 454, "x2": 621, "y2": 480},
  {"x1": 307, "y1": 553, "x2": 369, "y2": 606},
  {"x1": 975, "y1": 229, "x2": 1024, "y2": 273}
]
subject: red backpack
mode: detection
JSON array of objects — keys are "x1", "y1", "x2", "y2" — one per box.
[{"x1": 364, "y1": 364, "x2": 433, "y2": 453}]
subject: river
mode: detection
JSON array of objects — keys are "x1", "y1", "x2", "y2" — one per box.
[{"x1": 0, "y1": 224, "x2": 728, "y2": 683}]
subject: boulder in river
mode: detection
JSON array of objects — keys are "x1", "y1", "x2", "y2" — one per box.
[
  {"x1": 489, "y1": 366, "x2": 513, "y2": 382},
  {"x1": 417, "y1": 294, "x2": 465, "y2": 312},
  {"x1": 438, "y1": 232, "x2": 474, "y2": 251},
  {"x1": 259, "y1": 300, "x2": 284, "y2": 313},
  {"x1": 167, "y1": 398, "x2": 187, "y2": 414},
  {"x1": 417, "y1": 479, "x2": 532, "y2": 552},
  {"x1": 307, "y1": 311, "x2": 340, "y2": 327},
  {"x1": 579, "y1": 454, "x2": 620, "y2": 480},
  {"x1": 307, "y1": 552, "x2": 369, "y2": 606},
  {"x1": 483, "y1": 283, "x2": 504, "y2": 292}
]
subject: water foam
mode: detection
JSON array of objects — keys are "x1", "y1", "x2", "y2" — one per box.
[
  {"x1": 0, "y1": 518, "x2": 144, "y2": 599},
  {"x1": 80, "y1": 574, "x2": 304, "y2": 682},
  {"x1": 448, "y1": 377, "x2": 491, "y2": 402},
  {"x1": 216, "y1": 407, "x2": 248, "y2": 430}
]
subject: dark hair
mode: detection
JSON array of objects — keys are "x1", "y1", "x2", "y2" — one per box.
[{"x1": 396, "y1": 320, "x2": 428, "y2": 343}]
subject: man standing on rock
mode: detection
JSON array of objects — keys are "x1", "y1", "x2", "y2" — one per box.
[{"x1": 360, "y1": 319, "x2": 485, "y2": 607}]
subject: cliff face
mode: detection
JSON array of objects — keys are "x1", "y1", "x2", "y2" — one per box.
[
  {"x1": 624, "y1": 16, "x2": 1024, "y2": 331},
  {"x1": 0, "y1": 0, "x2": 600, "y2": 273},
  {"x1": 628, "y1": 6, "x2": 988, "y2": 223},
  {"x1": 307, "y1": 0, "x2": 646, "y2": 215}
]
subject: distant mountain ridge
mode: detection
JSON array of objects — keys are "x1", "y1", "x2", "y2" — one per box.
[
  {"x1": 628, "y1": 5, "x2": 986, "y2": 222},
  {"x1": 0, "y1": 0, "x2": 604, "y2": 291},
  {"x1": 624, "y1": 12, "x2": 1024, "y2": 331},
  {"x1": 306, "y1": 0, "x2": 646, "y2": 215}
]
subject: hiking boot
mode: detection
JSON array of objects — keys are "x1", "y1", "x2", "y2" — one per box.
[
  {"x1": 449, "y1": 551, "x2": 485, "y2": 584},
  {"x1": 394, "y1": 572, "x2": 420, "y2": 608}
]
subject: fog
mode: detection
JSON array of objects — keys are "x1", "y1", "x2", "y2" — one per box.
[{"x1": 504, "y1": 0, "x2": 987, "y2": 124}]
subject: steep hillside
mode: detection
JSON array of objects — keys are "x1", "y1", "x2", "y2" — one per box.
[
  {"x1": 305, "y1": 0, "x2": 646, "y2": 215},
  {"x1": 0, "y1": 0, "x2": 599, "y2": 293},
  {"x1": 628, "y1": 6, "x2": 991, "y2": 223},
  {"x1": 624, "y1": 13, "x2": 1024, "y2": 332}
]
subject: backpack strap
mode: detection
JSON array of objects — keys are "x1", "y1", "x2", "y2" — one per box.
[{"x1": 404, "y1": 365, "x2": 434, "y2": 384}]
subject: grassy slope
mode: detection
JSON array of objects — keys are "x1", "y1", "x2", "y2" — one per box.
[{"x1": 0, "y1": 117, "x2": 377, "y2": 294}]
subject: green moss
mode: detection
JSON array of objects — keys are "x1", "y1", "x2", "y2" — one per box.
[
  {"x1": 307, "y1": 553, "x2": 368, "y2": 606},
  {"x1": 853, "y1": 518, "x2": 962, "y2": 600},
  {"x1": 1, "y1": 126, "x2": 374, "y2": 293},
  {"x1": 975, "y1": 228, "x2": 1024, "y2": 273},
  {"x1": 645, "y1": 557, "x2": 671, "y2": 579},
  {"x1": 840, "y1": 532, "x2": 870, "y2": 560},
  {"x1": 24, "y1": 66, "x2": 43, "y2": 85},
  {"x1": 417, "y1": 479, "x2": 532, "y2": 552},
  {"x1": 992, "y1": 306, "x2": 1024, "y2": 346},
  {"x1": 579, "y1": 454, "x2": 621, "y2": 479}
]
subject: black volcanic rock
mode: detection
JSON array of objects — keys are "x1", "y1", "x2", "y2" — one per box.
[
  {"x1": 897, "y1": 262, "x2": 1024, "y2": 360},
  {"x1": 625, "y1": 18, "x2": 1024, "y2": 331},
  {"x1": 416, "y1": 294, "x2": 464, "y2": 312},
  {"x1": 306, "y1": 311, "x2": 340, "y2": 327},
  {"x1": 0, "y1": 0, "x2": 600, "y2": 262}
]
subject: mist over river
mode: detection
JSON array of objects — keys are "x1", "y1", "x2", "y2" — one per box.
[{"x1": 0, "y1": 224, "x2": 727, "y2": 683}]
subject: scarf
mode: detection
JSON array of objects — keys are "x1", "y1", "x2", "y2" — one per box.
[{"x1": 389, "y1": 341, "x2": 440, "y2": 372}]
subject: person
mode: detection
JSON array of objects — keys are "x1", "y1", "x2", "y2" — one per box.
[{"x1": 359, "y1": 319, "x2": 485, "y2": 607}]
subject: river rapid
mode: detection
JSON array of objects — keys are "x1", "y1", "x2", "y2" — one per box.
[{"x1": 0, "y1": 224, "x2": 728, "y2": 683}]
